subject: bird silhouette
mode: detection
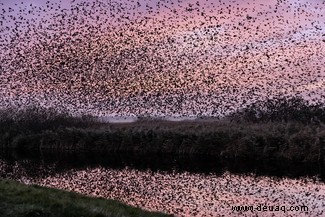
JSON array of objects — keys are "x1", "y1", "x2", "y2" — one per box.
[{"x1": 0, "y1": 0, "x2": 323, "y2": 119}]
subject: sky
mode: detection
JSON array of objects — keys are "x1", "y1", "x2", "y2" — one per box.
[{"x1": 0, "y1": 0, "x2": 324, "y2": 117}]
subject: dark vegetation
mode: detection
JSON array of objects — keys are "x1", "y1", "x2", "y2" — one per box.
[
  {"x1": 229, "y1": 96, "x2": 325, "y2": 123},
  {"x1": 0, "y1": 96, "x2": 324, "y2": 163},
  {"x1": 0, "y1": 179, "x2": 170, "y2": 217}
]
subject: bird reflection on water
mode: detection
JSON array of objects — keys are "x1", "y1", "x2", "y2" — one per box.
[{"x1": 1, "y1": 152, "x2": 325, "y2": 217}]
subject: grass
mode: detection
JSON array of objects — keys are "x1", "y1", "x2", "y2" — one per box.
[{"x1": 0, "y1": 179, "x2": 171, "y2": 217}]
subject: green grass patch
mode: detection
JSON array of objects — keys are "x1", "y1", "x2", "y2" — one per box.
[{"x1": 0, "y1": 179, "x2": 171, "y2": 217}]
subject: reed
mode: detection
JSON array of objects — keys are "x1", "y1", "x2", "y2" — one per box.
[{"x1": 0, "y1": 97, "x2": 324, "y2": 163}]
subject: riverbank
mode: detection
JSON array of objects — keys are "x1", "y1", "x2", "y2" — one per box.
[
  {"x1": 0, "y1": 102, "x2": 324, "y2": 164},
  {"x1": 2, "y1": 163, "x2": 324, "y2": 217},
  {"x1": 0, "y1": 179, "x2": 170, "y2": 217},
  {"x1": 1, "y1": 120, "x2": 324, "y2": 163}
]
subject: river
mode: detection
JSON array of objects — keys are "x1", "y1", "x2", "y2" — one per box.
[{"x1": 1, "y1": 150, "x2": 325, "y2": 216}]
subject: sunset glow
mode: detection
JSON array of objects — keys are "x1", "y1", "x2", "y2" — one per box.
[{"x1": 0, "y1": 0, "x2": 324, "y2": 117}]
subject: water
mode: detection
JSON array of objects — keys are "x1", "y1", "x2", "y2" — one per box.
[
  {"x1": 1, "y1": 149, "x2": 325, "y2": 216},
  {"x1": 0, "y1": 149, "x2": 324, "y2": 179}
]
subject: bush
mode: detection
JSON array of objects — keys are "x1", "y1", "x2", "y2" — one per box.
[
  {"x1": 0, "y1": 102, "x2": 324, "y2": 164},
  {"x1": 229, "y1": 96, "x2": 325, "y2": 124}
]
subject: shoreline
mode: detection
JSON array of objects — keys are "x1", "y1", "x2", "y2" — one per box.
[
  {"x1": 0, "y1": 179, "x2": 171, "y2": 217},
  {"x1": 2, "y1": 165, "x2": 325, "y2": 217},
  {"x1": 1, "y1": 147, "x2": 325, "y2": 182},
  {"x1": 1, "y1": 120, "x2": 324, "y2": 165}
]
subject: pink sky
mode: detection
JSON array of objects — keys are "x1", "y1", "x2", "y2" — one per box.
[{"x1": 0, "y1": 0, "x2": 324, "y2": 116}]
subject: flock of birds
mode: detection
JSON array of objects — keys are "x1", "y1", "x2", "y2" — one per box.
[
  {"x1": 1, "y1": 2, "x2": 324, "y2": 215},
  {"x1": 1, "y1": 159, "x2": 325, "y2": 217},
  {"x1": 0, "y1": 0, "x2": 324, "y2": 117}
]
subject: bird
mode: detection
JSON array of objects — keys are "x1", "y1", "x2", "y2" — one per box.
[
  {"x1": 1, "y1": 158, "x2": 325, "y2": 217},
  {"x1": 0, "y1": 0, "x2": 323, "y2": 118}
]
